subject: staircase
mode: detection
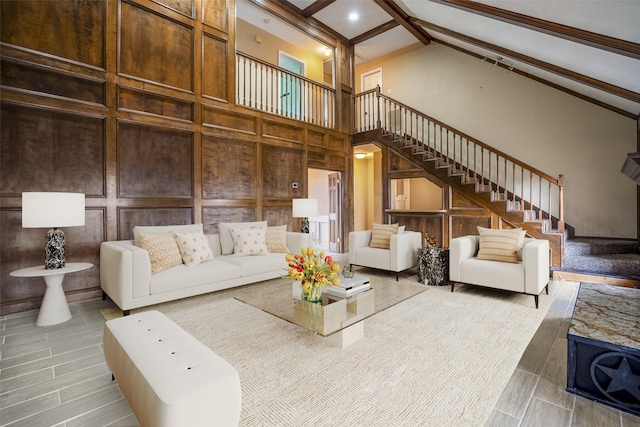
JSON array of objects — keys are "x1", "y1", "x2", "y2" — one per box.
[
  {"x1": 554, "y1": 237, "x2": 640, "y2": 288},
  {"x1": 353, "y1": 86, "x2": 566, "y2": 266}
]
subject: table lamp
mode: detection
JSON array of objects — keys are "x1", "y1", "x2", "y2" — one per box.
[
  {"x1": 292, "y1": 198, "x2": 317, "y2": 234},
  {"x1": 22, "y1": 192, "x2": 85, "y2": 269}
]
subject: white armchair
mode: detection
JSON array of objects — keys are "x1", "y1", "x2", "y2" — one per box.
[
  {"x1": 449, "y1": 235, "x2": 550, "y2": 308},
  {"x1": 348, "y1": 230, "x2": 422, "y2": 280}
]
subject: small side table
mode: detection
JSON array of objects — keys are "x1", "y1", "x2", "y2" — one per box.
[
  {"x1": 10, "y1": 262, "x2": 93, "y2": 326},
  {"x1": 417, "y1": 246, "x2": 449, "y2": 286}
]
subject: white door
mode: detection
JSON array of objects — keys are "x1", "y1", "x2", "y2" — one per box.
[{"x1": 360, "y1": 68, "x2": 382, "y2": 130}]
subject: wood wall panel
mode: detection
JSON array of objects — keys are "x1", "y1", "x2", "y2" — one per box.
[
  {"x1": 262, "y1": 206, "x2": 293, "y2": 231},
  {"x1": 117, "y1": 121, "x2": 194, "y2": 198},
  {"x1": 118, "y1": 208, "x2": 194, "y2": 240},
  {"x1": 0, "y1": 103, "x2": 105, "y2": 196},
  {"x1": 450, "y1": 215, "x2": 491, "y2": 239},
  {"x1": 202, "y1": 136, "x2": 256, "y2": 199},
  {"x1": 389, "y1": 151, "x2": 418, "y2": 171},
  {"x1": 154, "y1": 0, "x2": 194, "y2": 17},
  {"x1": 262, "y1": 145, "x2": 306, "y2": 199},
  {"x1": 1, "y1": 59, "x2": 105, "y2": 105},
  {"x1": 451, "y1": 190, "x2": 484, "y2": 209},
  {"x1": 202, "y1": 0, "x2": 229, "y2": 32},
  {"x1": 118, "y1": 87, "x2": 193, "y2": 121},
  {"x1": 0, "y1": 0, "x2": 105, "y2": 68},
  {"x1": 308, "y1": 130, "x2": 325, "y2": 148},
  {"x1": 119, "y1": 1, "x2": 193, "y2": 91},
  {"x1": 328, "y1": 135, "x2": 347, "y2": 152},
  {"x1": 202, "y1": 207, "x2": 256, "y2": 234},
  {"x1": 262, "y1": 120, "x2": 304, "y2": 143},
  {"x1": 389, "y1": 213, "x2": 443, "y2": 248},
  {"x1": 202, "y1": 34, "x2": 229, "y2": 101},
  {"x1": 202, "y1": 106, "x2": 255, "y2": 134}
]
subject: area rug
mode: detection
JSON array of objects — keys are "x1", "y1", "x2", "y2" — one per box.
[{"x1": 101, "y1": 270, "x2": 555, "y2": 427}]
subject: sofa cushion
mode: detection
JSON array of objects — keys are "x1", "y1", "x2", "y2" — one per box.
[
  {"x1": 265, "y1": 225, "x2": 289, "y2": 253},
  {"x1": 173, "y1": 231, "x2": 214, "y2": 267},
  {"x1": 219, "y1": 253, "x2": 288, "y2": 277},
  {"x1": 133, "y1": 224, "x2": 203, "y2": 246},
  {"x1": 138, "y1": 233, "x2": 183, "y2": 275},
  {"x1": 369, "y1": 223, "x2": 399, "y2": 249},
  {"x1": 230, "y1": 227, "x2": 268, "y2": 257},
  {"x1": 460, "y1": 257, "x2": 525, "y2": 292},
  {"x1": 218, "y1": 221, "x2": 268, "y2": 255},
  {"x1": 149, "y1": 260, "x2": 242, "y2": 295},
  {"x1": 476, "y1": 227, "x2": 526, "y2": 263}
]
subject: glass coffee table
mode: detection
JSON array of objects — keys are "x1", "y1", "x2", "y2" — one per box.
[{"x1": 235, "y1": 275, "x2": 426, "y2": 347}]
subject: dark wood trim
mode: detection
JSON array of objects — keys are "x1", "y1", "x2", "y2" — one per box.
[
  {"x1": 412, "y1": 17, "x2": 640, "y2": 105},
  {"x1": 432, "y1": 0, "x2": 640, "y2": 60},
  {"x1": 301, "y1": 0, "x2": 337, "y2": 18},
  {"x1": 351, "y1": 20, "x2": 400, "y2": 45},
  {"x1": 434, "y1": 39, "x2": 637, "y2": 120},
  {"x1": 373, "y1": 0, "x2": 432, "y2": 45}
]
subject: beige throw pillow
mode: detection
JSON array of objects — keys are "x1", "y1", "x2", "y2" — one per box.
[
  {"x1": 476, "y1": 226, "x2": 526, "y2": 263},
  {"x1": 138, "y1": 233, "x2": 183, "y2": 274},
  {"x1": 369, "y1": 223, "x2": 400, "y2": 249},
  {"x1": 265, "y1": 225, "x2": 289, "y2": 253},
  {"x1": 230, "y1": 227, "x2": 269, "y2": 257},
  {"x1": 173, "y1": 231, "x2": 214, "y2": 267}
]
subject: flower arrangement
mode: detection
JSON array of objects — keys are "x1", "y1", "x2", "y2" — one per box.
[{"x1": 284, "y1": 247, "x2": 340, "y2": 302}]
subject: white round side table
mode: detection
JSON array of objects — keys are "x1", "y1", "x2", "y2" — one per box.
[{"x1": 10, "y1": 262, "x2": 93, "y2": 326}]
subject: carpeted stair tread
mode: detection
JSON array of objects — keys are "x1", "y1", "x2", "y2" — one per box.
[
  {"x1": 561, "y1": 253, "x2": 640, "y2": 279},
  {"x1": 564, "y1": 238, "x2": 639, "y2": 256}
]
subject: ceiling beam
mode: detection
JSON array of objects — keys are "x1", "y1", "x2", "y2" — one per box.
[
  {"x1": 431, "y1": 0, "x2": 640, "y2": 60},
  {"x1": 373, "y1": 0, "x2": 432, "y2": 45},
  {"x1": 351, "y1": 20, "x2": 400, "y2": 45},
  {"x1": 301, "y1": 0, "x2": 336, "y2": 19},
  {"x1": 412, "y1": 17, "x2": 640, "y2": 104}
]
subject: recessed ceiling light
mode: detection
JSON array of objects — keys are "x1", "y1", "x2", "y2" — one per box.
[
  {"x1": 349, "y1": 13, "x2": 359, "y2": 21},
  {"x1": 263, "y1": 18, "x2": 270, "y2": 24},
  {"x1": 324, "y1": 48, "x2": 332, "y2": 57}
]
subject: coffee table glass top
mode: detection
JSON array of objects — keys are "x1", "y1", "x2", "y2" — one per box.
[{"x1": 234, "y1": 275, "x2": 426, "y2": 337}]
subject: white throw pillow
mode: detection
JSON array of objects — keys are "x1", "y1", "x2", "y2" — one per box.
[
  {"x1": 230, "y1": 227, "x2": 269, "y2": 257},
  {"x1": 173, "y1": 231, "x2": 214, "y2": 267},
  {"x1": 218, "y1": 221, "x2": 267, "y2": 255}
]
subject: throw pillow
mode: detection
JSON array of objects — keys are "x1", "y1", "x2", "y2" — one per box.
[
  {"x1": 173, "y1": 231, "x2": 214, "y2": 267},
  {"x1": 230, "y1": 227, "x2": 269, "y2": 257},
  {"x1": 133, "y1": 224, "x2": 203, "y2": 246},
  {"x1": 369, "y1": 223, "x2": 400, "y2": 249},
  {"x1": 138, "y1": 233, "x2": 183, "y2": 274},
  {"x1": 265, "y1": 225, "x2": 289, "y2": 253},
  {"x1": 218, "y1": 221, "x2": 268, "y2": 255},
  {"x1": 476, "y1": 226, "x2": 526, "y2": 263}
]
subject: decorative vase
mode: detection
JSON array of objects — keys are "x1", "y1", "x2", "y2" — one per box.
[{"x1": 301, "y1": 284, "x2": 323, "y2": 303}]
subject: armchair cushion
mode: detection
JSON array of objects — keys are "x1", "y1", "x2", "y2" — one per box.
[{"x1": 369, "y1": 223, "x2": 399, "y2": 249}]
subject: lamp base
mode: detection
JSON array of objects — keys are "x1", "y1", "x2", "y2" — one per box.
[
  {"x1": 45, "y1": 228, "x2": 65, "y2": 269},
  {"x1": 301, "y1": 218, "x2": 310, "y2": 234}
]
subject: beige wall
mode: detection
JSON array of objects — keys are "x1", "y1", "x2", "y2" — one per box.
[
  {"x1": 308, "y1": 168, "x2": 331, "y2": 216},
  {"x1": 409, "y1": 178, "x2": 443, "y2": 210},
  {"x1": 237, "y1": 19, "x2": 325, "y2": 84},
  {"x1": 356, "y1": 43, "x2": 637, "y2": 238}
]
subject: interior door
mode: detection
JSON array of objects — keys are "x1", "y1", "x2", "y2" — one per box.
[
  {"x1": 328, "y1": 172, "x2": 341, "y2": 252},
  {"x1": 279, "y1": 52, "x2": 304, "y2": 120},
  {"x1": 361, "y1": 68, "x2": 382, "y2": 129}
]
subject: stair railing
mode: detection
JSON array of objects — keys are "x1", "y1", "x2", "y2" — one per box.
[
  {"x1": 354, "y1": 86, "x2": 565, "y2": 233},
  {"x1": 236, "y1": 51, "x2": 336, "y2": 128}
]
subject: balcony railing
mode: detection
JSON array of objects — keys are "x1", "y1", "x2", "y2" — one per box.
[
  {"x1": 236, "y1": 51, "x2": 335, "y2": 128},
  {"x1": 354, "y1": 87, "x2": 565, "y2": 233}
]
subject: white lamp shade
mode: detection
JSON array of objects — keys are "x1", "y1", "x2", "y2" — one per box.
[
  {"x1": 292, "y1": 198, "x2": 318, "y2": 218},
  {"x1": 22, "y1": 192, "x2": 85, "y2": 228}
]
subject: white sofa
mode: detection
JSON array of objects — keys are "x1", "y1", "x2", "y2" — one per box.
[
  {"x1": 449, "y1": 235, "x2": 550, "y2": 308},
  {"x1": 348, "y1": 229, "x2": 422, "y2": 280},
  {"x1": 100, "y1": 224, "x2": 310, "y2": 315}
]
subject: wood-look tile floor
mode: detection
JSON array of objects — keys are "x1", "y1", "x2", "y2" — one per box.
[{"x1": 1, "y1": 281, "x2": 638, "y2": 427}]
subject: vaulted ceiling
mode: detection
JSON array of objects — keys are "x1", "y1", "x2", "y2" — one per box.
[{"x1": 239, "y1": 0, "x2": 640, "y2": 118}]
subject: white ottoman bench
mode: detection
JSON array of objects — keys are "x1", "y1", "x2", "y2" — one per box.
[{"x1": 103, "y1": 310, "x2": 241, "y2": 427}]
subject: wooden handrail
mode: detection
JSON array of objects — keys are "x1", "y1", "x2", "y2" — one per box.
[{"x1": 353, "y1": 86, "x2": 565, "y2": 232}]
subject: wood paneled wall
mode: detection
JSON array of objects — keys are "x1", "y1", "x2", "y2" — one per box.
[{"x1": 0, "y1": 0, "x2": 354, "y2": 315}]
